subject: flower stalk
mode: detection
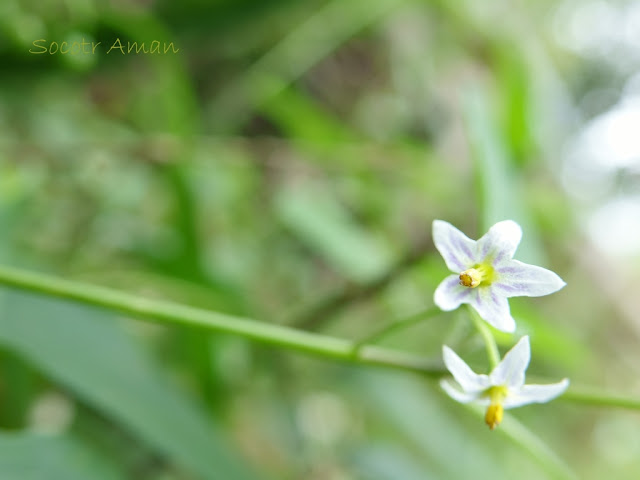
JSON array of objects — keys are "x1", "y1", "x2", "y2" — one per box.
[{"x1": 468, "y1": 306, "x2": 501, "y2": 369}]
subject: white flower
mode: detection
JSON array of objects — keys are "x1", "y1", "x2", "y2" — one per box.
[
  {"x1": 441, "y1": 336, "x2": 569, "y2": 430},
  {"x1": 432, "y1": 219, "x2": 566, "y2": 332}
]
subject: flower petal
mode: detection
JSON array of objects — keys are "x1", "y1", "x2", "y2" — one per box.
[
  {"x1": 468, "y1": 287, "x2": 516, "y2": 333},
  {"x1": 489, "y1": 336, "x2": 530, "y2": 388},
  {"x1": 476, "y1": 220, "x2": 522, "y2": 264},
  {"x1": 493, "y1": 260, "x2": 566, "y2": 298},
  {"x1": 440, "y1": 379, "x2": 487, "y2": 404},
  {"x1": 432, "y1": 220, "x2": 477, "y2": 272},
  {"x1": 442, "y1": 345, "x2": 491, "y2": 393},
  {"x1": 502, "y1": 378, "x2": 570, "y2": 409},
  {"x1": 434, "y1": 275, "x2": 474, "y2": 311}
]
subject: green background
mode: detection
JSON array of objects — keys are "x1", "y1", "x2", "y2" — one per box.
[{"x1": 1, "y1": 0, "x2": 639, "y2": 479}]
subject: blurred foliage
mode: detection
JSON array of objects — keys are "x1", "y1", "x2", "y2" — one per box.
[{"x1": 1, "y1": 0, "x2": 640, "y2": 479}]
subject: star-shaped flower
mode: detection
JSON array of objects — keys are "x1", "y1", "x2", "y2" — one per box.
[
  {"x1": 441, "y1": 336, "x2": 569, "y2": 430},
  {"x1": 432, "y1": 219, "x2": 566, "y2": 332}
]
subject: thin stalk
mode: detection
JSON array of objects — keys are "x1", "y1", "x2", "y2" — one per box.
[
  {"x1": 1, "y1": 265, "x2": 640, "y2": 413},
  {"x1": 0, "y1": 265, "x2": 443, "y2": 377},
  {"x1": 468, "y1": 306, "x2": 500, "y2": 368},
  {"x1": 560, "y1": 387, "x2": 640, "y2": 410}
]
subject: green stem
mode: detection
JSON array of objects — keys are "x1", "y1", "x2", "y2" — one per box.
[
  {"x1": 351, "y1": 307, "x2": 441, "y2": 354},
  {"x1": 0, "y1": 265, "x2": 442, "y2": 377},
  {"x1": 1, "y1": 265, "x2": 640, "y2": 413},
  {"x1": 468, "y1": 306, "x2": 500, "y2": 369},
  {"x1": 560, "y1": 387, "x2": 640, "y2": 410}
]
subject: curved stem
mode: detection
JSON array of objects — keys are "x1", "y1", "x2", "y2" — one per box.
[
  {"x1": 1, "y1": 265, "x2": 640, "y2": 413},
  {"x1": 468, "y1": 306, "x2": 500, "y2": 369},
  {"x1": 0, "y1": 265, "x2": 443, "y2": 377},
  {"x1": 560, "y1": 387, "x2": 640, "y2": 410}
]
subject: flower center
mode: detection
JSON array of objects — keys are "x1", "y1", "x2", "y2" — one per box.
[
  {"x1": 485, "y1": 386, "x2": 508, "y2": 430},
  {"x1": 459, "y1": 264, "x2": 494, "y2": 288}
]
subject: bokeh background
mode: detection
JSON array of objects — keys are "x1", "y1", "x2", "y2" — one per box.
[{"x1": 1, "y1": 0, "x2": 640, "y2": 479}]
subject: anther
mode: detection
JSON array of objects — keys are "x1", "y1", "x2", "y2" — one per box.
[{"x1": 459, "y1": 268, "x2": 482, "y2": 287}]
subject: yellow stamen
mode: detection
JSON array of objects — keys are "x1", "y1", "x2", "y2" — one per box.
[
  {"x1": 485, "y1": 403, "x2": 503, "y2": 430},
  {"x1": 484, "y1": 386, "x2": 508, "y2": 430},
  {"x1": 459, "y1": 269, "x2": 482, "y2": 287},
  {"x1": 459, "y1": 264, "x2": 494, "y2": 288}
]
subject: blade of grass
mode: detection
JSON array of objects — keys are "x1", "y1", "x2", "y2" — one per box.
[
  {"x1": 210, "y1": 0, "x2": 403, "y2": 132},
  {"x1": 0, "y1": 292, "x2": 260, "y2": 480},
  {"x1": 463, "y1": 88, "x2": 543, "y2": 265}
]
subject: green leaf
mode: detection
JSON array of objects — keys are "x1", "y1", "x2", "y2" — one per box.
[
  {"x1": 463, "y1": 88, "x2": 543, "y2": 265},
  {"x1": 275, "y1": 184, "x2": 394, "y2": 283},
  {"x1": 0, "y1": 291, "x2": 260, "y2": 480},
  {"x1": 209, "y1": 0, "x2": 403, "y2": 132},
  {"x1": 474, "y1": 404, "x2": 578, "y2": 480},
  {"x1": 510, "y1": 301, "x2": 588, "y2": 371},
  {"x1": 261, "y1": 87, "x2": 357, "y2": 143},
  {"x1": 350, "y1": 444, "x2": 438, "y2": 480},
  {"x1": 356, "y1": 370, "x2": 551, "y2": 479},
  {"x1": 0, "y1": 432, "x2": 123, "y2": 480}
]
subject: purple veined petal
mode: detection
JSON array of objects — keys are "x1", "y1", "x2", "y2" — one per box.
[
  {"x1": 432, "y1": 220, "x2": 478, "y2": 272},
  {"x1": 502, "y1": 379, "x2": 569, "y2": 409},
  {"x1": 442, "y1": 346, "x2": 491, "y2": 393},
  {"x1": 440, "y1": 379, "x2": 486, "y2": 404},
  {"x1": 476, "y1": 220, "x2": 522, "y2": 263},
  {"x1": 434, "y1": 274, "x2": 474, "y2": 311},
  {"x1": 489, "y1": 336, "x2": 530, "y2": 389},
  {"x1": 468, "y1": 286, "x2": 516, "y2": 333},
  {"x1": 493, "y1": 260, "x2": 566, "y2": 298}
]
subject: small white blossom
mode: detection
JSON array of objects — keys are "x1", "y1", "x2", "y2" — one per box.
[
  {"x1": 433, "y1": 219, "x2": 566, "y2": 332},
  {"x1": 441, "y1": 336, "x2": 569, "y2": 430}
]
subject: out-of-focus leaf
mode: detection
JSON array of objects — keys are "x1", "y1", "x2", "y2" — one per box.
[
  {"x1": 495, "y1": 47, "x2": 537, "y2": 166},
  {"x1": 350, "y1": 444, "x2": 437, "y2": 480},
  {"x1": 261, "y1": 87, "x2": 357, "y2": 143},
  {"x1": 464, "y1": 89, "x2": 543, "y2": 265},
  {"x1": 0, "y1": 291, "x2": 261, "y2": 480},
  {"x1": 470, "y1": 403, "x2": 578, "y2": 480},
  {"x1": 274, "y1": 184, "x2": 394, "y2": 283},
  {"x1": 510, "y1": 301, "x2": 588, "y2": 371},
  {"x1": 209, "y1": 0, "x2": 403, "y2": 132},
  {"x1": 0, "y1": 350, "x2": 36, "y2": 429},
  {"x1": 0, "y1": 432, "x2": 123, "y2": 480},
  {"x1": 356, "y1": 370, "x2": 548, "y2": 480}
]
